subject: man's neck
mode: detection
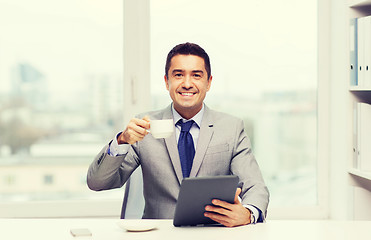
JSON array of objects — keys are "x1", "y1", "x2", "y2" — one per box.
[
  {"x1": 172, "y1": 104, "x2": 205, "y2": 120},
  {"x1": 173, "y1": 104, "x2": 203, "y2": 120}
]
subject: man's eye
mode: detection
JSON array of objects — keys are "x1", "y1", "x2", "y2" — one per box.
[
  {"x1": 193, "y1": 74, "x2": 201, "y2": 78},
  {"x1": 175, "y1": 73, "x2": 183, "y2": 77}
]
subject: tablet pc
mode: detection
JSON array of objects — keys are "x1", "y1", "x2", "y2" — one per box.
[{"x1": 173, "y1": 175, "x2": 239, "y2": 227}]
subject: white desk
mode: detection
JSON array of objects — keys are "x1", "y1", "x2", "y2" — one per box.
[{"x1": 1, "y1": 219, "x2": 371, "y2": 240}]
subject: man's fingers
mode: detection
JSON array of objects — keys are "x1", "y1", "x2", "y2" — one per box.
[
  {"x1": 142, "y1": 115, "x2": 151, "y2": 123},
  {"x1": 128, "y1": 121, "x2": 148, "y2": 136},
  {"x1": 204, "y1": 212, "x2": 236, "y2": 228},
  {"x1": 204, "y1": 212, "x2": 229, "y2": 225},
  {"x1": 234, "y1": 188, "x2": 242, "y2": 204},
  {"x1": 120, "y1": 129, "x2": 141, "y2": 145},
  {"x1": 119, "y1": 117, "x2": 151, "y2": 144},
  {"x1": 204, "y1": 188, "x2": 251, "y2": 227},
  {"x1": 132, "y1": 118, "x2": 150, "y2": 131},
  {"x1": 126, "y1": 127, "x2": 145, "y2": 139},
  {"x1": 210, "y1": 188, "x2": 242, "y2": 211},
  {"x1": 211, "y1": 199, "x2": 234, "y2": 211},
  {"x1": 205, "y1": 204, "x2": 230, "y2": 216}
]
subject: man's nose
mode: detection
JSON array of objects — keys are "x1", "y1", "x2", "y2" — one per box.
[{"x1": 182, "y1": 75, "x2": 192, "y2": 89}]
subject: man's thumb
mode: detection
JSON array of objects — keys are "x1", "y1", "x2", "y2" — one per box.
[{"x1": 234, "y1": 188, "x2": 242, "y2": 203}]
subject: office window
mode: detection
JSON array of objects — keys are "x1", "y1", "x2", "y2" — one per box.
[
  {"x1": 151, "y1": 0, "x2": 318, "y2": 208},
  {"x1": 0, "y1": 0, "x2": 124, "y2": 205}
]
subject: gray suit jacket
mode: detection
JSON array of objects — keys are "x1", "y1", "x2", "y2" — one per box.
[{"x1": 87, "y1": 105, "x2": 269, "y2": 221}]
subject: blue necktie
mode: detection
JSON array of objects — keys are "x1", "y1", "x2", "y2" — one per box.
[{"x1": 177, "y1": 120, "x2": 195, "y2": 178}]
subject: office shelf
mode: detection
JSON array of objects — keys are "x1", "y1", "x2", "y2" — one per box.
[
  {"x1": 349, "y1": 86, "x2": 371, "y2": 91},
  {"x1": 349, "y1": 0, "x2": 371, "y2": 8},
  {"x1": 347, "y1": 2, "x2": 371, "y2": 220},
  {"x1": 349, "y1": 168, "x2": 371, "y2": 181}
]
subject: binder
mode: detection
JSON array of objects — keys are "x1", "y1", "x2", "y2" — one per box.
[
  {"x1": 350, "y1": 18, "x2": 358, "y2": 86},
  {"x1": 364, "y1": 16, "x2": 371, "y2": 87},
  {"x1": 353, "y1": 102, "x2": 359, "y2": 168},
  {"x1": 357, "y1": 102, "x2": 371, "y2": 172},
  {"x1": 358, "y1": 17, "x2": 365, "y2": 87}
]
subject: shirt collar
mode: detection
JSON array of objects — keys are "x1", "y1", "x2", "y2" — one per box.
[{"x1": 171, "y1": 104, "x2": 204, "y2": 128}]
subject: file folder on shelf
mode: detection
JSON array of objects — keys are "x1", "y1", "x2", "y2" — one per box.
[
  {"x1": 353, "y1": 102, "x2": 359, "y2": 168},
  {"x1": 350, "y1": 18, "x2": 358, "y2": 86},
  {"x1": 357, "y1": 17, "x2": 365, "y2": 87},
  {"x1": 357, "y1": 102, "x2": 371, "y2": 172},
  {"x1": 355, "y1": 16, "x2": 371, "y2": 88},
  {"x1": 364, "y1": 16, "x2": 371, "y2": 87}
]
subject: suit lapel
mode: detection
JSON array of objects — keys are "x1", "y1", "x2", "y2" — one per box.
[
  {"x1": 189, "y1": 106, "x2": 214, "y2": 177},
  {"x1": 163, "y1": 106, "x2": 183, "y2": 184},
  {"x1": 163, "y1": 105, "x2": 215, "y2": 182}
]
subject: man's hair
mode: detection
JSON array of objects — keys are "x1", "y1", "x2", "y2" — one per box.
[{"x1": 165, "y1": 42, "x2": 211, "y2": 79}]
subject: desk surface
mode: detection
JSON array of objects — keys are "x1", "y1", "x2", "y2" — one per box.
[{"x1": 1, "y1": 219, "x2": 371, "y2": 240}]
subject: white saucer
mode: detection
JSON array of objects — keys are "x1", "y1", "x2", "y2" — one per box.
[{"x1": 117, "y1": 220, "x2": 158, "y2": 232}]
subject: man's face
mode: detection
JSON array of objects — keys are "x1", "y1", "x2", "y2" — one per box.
[{"x1": 165, "y1": 54, "x2": 212, "y2": 119}]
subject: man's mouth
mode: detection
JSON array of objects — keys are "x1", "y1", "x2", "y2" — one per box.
[{"x1": 179, "y1": 92, "x2": 195, "y2": 96}]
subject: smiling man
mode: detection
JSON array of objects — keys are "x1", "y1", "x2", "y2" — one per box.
[
  {"x1": 165, "y1": 53, "x2": 211, "y2": 120},
  {"x1": 87, "y1": 42, "x2": 269, "y2": 227}
]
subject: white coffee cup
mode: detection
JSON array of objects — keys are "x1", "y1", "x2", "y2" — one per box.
[{"x1": 149, "y1": 119, "x2": 174, "y2": 139}]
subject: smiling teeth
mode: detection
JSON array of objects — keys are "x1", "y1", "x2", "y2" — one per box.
[{"x1": 181, "y1": 93, "x2": 194, "y2": 96}]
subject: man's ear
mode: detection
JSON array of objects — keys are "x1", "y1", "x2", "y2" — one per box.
[
  {"x1": 207, "y1": 75, "x2": 213, "y2": 91},
  {"x1": 164, "y1": 75, "x2": 170, "y2": 90}
]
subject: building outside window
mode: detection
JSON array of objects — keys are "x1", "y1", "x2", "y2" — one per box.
[{"x1": 0, "y1": 0, "x2": 124, "y2": 205}]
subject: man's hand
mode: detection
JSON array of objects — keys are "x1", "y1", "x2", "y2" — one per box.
[
  {"x1": 204, "y1": 188, "x2": 251, "y2": 227},
  {"x1": 118, "y1": 116, "x2": 150, "y2": 145}
]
